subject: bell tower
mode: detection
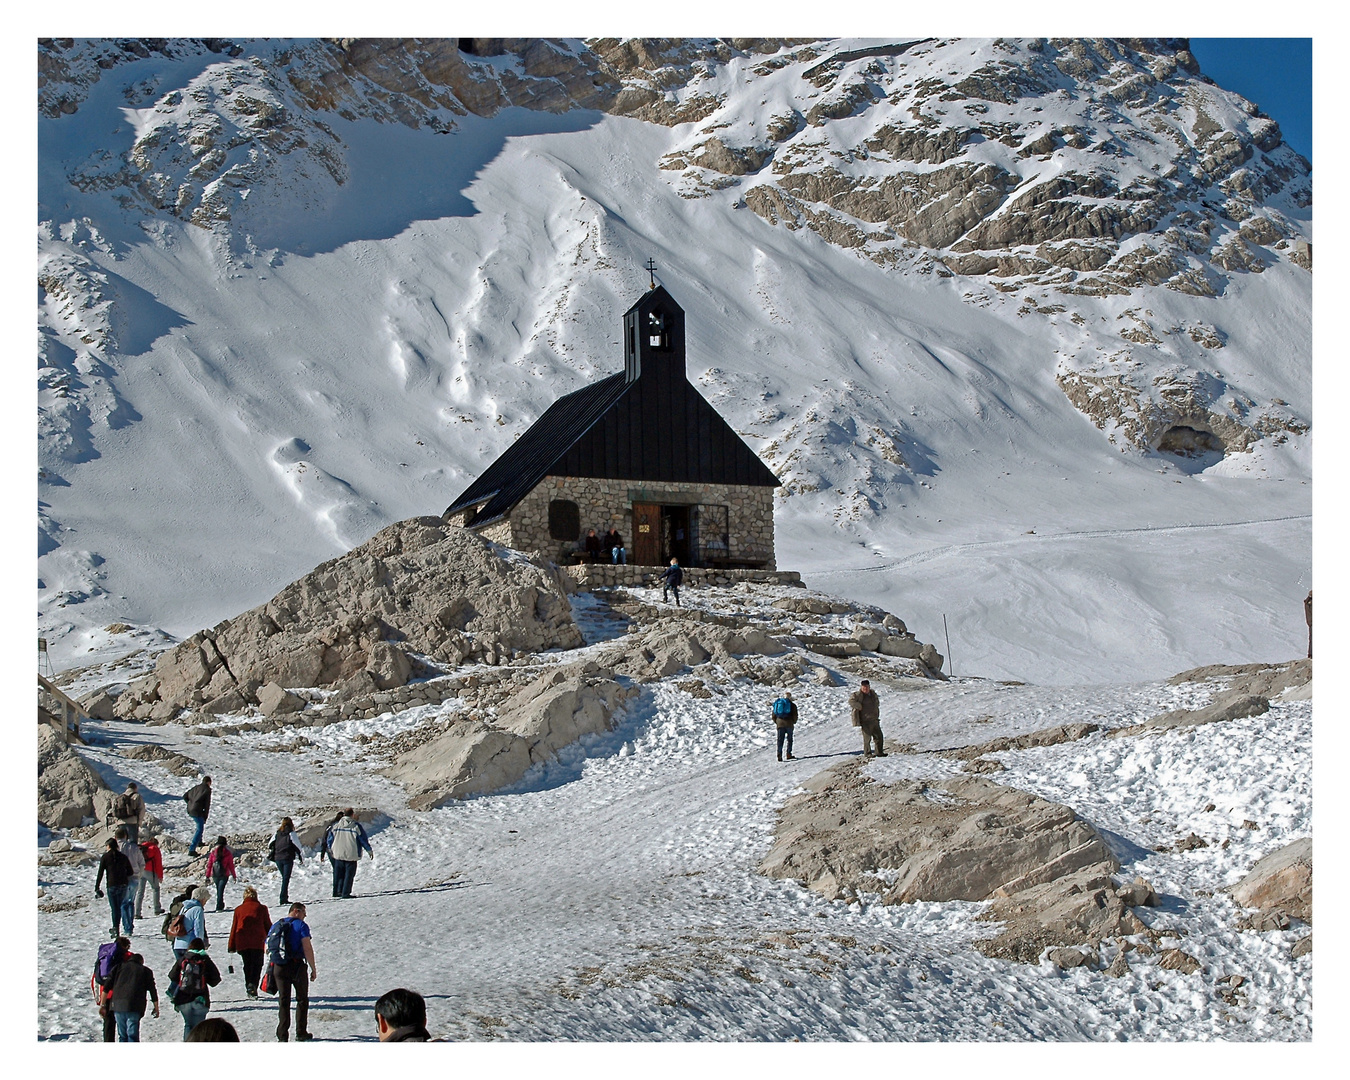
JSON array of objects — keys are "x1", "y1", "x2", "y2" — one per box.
[{"x1": 623, "y1": 284, "x2": 686, "y2": 384}]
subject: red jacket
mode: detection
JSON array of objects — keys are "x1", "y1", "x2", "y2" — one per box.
[
  {"x1": 139, "y1": 841, "x2": 164, "y2": 881},
  {"x1": 227, "y1": 896, "x2": 272, "y2": 953},
  {"x1": 204, "y1": 846, "x2": 236, "y2": 880}
]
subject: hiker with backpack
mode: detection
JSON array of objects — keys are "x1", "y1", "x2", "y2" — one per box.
[
  {"x1": 203, "y1": 835, "x2": 236, "y2": 911},
  {"x1": 91, "y1": 937, "x2": 130, "y2": 1042},
  {"x1": 266, "y1": 902, "x2": 317, "y2": 1042},
  {"x1": 227, "y1": 884, "x2": 271, "y2": 998},
  {"x1": 167, "y1": 937, "x2": 221, "y2": 1040},
  {"x1": 108, "y1": 951, "x2": 159, "y2": 1042},
  {"x1": 325, "y1": 808, "x2": 373, "y2": 899},
  {"x1": 135, "y1": 834, "x2": 165, "y2": 919},
  {"x1": 269, "y1": 816, "x2": 304, "y2": 905},
  {"x1": 168, "y1": 886, "x2": 210, "y2": 962},
  {"x1": 94, "y1": 838, "x2": 134, "y2": 939},
  {"x1": 183, "y1": 776, "x2": 212, "y2": 856},
  {"x1": 319, "y1": 812, "x2": 344, "y2": 897},
  {"x1": 771, "y1": 692, "x2": 798, "y2": 761},
  {"x1": 111, "y1": 782, "x2": 145, "y2": 842}
]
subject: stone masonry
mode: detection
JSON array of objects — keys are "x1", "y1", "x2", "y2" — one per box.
[{"x1": 455, "y1": 475, "x2": 776, "y2": 569}]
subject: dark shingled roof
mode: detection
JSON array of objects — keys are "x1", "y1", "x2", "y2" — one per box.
[{"x1": 445, "y1": 286, "x2": 779, "y2": 529}]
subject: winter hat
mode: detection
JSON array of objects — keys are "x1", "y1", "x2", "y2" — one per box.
[{"x1": 193, "y1": 886, "x2": 211, "y2": 903}]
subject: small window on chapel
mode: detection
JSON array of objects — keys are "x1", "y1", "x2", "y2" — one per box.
[
  {"x1": 647, "y1": 310, "x2": 668, "y2": 350},
  {"x1": 548, "y1": 499, "x2": 580, "y2": 541}
]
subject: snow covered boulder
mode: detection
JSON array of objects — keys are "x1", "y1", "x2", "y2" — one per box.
[
  {"x1": 38, "y1": 723, "x2": 108, "y2": 829},
  {"x1": 1232, "y1": 837, "x2": 1312, "y2": 924},
  {"x1": 386, "y1": 663, "x2": 635, "y2": 809},
  {"x1": 760, "y1": 762, "x2": 1133, "y2": 961},
  {"x1": 113, "y1": 518, "x2": 585, "y2": 717}
]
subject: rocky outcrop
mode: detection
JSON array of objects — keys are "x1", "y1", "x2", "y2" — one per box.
[
  {"x1": 113, "y1": 518, "x2": 583, "y2": 720},
  {"x1": 38, "y1": 723, "x2": 108, "y2": 829},
  {"x1": 760, "y1": 762, "x2": 1144, "y2": 961},
  {"x1": 1232, "y1": 838, "x2": 1311, "y2": 924},
  {"x1": 385, "y1": 660, "x2": 636, "y2": 808},
  {"x1": 1110, "y1": 691, "x2": 1270, "y2": 737}
]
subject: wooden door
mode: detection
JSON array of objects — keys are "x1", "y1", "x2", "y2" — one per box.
[{"x1": 632, "y1": 503, "x2": 661, "y2": 565}]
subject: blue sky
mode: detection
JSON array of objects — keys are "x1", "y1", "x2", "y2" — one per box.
[{"x1": 1188, "y1": 38, "x2": 1312, "y2": 163}]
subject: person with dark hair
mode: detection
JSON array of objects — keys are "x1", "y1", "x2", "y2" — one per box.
[
  {"x1": 849, "y1": 679, "x2": 886, "y2": 758},
  {"x1": 109, "y1": 951, "x2": 159, "y2": 1042},
  {"x1": 183, "y1": 776, "x2": 212, "y2": 856},
  {"x1": 228, "y1": 884, "x2": 271, "y2": 998},
  {"x1": 91, "y1": 936, "x2": 131, "y2": 1042},
  {"x1": 94, "y1": 837, "x2": 134, "y2": 939},
  {"x1": 374, "y1": 988, "x2": 431, "y2": 1041},
  {"x1": 584, "y1": 528, "x2": 602, "y2": 563},
  {"x1": 271, "y1": 902, "x2": 317, "y2": 1042},
  {"x1": 115, "y1": 827, "x2": 145, "y2": 935},
  {"x1": 326, "y1": 808, "x2": 373, "y2": 899},
  {"x1": 605, "y1": 527, "x2": 626, "y2": 564},
  {"x1": 184, "y1": 1017, "x2": 239, "y2": 1042},
  {"x1": 167, "y1": 937, "x2": 221, "y2": 1040},
  {"x1": 771, "y1": 692, "x2": 797, "y2": 761},
  {"x1": 319, "y1": 811, "x2": 344, "y2": 897},
  {"x1": 269, "y1": 816, "x2": 304, "y2": 905},
  {"x1": 203, "y1": 835, "x2": 236, "y2": 911}
]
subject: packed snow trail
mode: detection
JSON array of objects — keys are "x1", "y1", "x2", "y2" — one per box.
[{"x1": 38, "y1": 651, "x2": 1310, "y2": 1041}]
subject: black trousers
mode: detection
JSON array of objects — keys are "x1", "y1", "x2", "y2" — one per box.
[
  {"x1": 275, "y1": 962, "x2": 309, "y2": 1040},
  {"x1": 240, "y1": 948, "x2": 265, "y2": 994}
]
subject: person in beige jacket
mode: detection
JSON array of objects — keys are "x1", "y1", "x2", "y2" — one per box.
[
  {"x1": 848, "y1": 679, "x2": 886, "y2": 758},
  {"x1": 112, "y1": 782, "x2": 146, "y2": 842}
]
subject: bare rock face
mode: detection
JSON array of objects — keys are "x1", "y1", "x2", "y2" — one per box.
[
  {"x1": 38, "y1": 723, "x2": 108, "y2": 829},
  {"x1": 1232, "y1": 837, "x2": 1311, "y2": 924},
  {"x1": 385, "y1": 661, "x2": 636, "y2": 809},
  {"x1": 113, "y1": 518, "x2": 584, "y2": 719},
  {"x1": 760, "y1": 763, "x2": 1136, "y2": 961}
]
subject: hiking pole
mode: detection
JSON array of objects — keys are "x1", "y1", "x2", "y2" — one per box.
[{"x1": 942, "y1": 614, "x2": 953, "y2": 678}]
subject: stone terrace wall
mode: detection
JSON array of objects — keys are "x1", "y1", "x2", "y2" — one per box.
[
  {"x1": 564, "y1": 564, "x2": 801, "y2": 589},
  {"x1": 486, "y1": 475, "x2": 776, "y2": 568}
]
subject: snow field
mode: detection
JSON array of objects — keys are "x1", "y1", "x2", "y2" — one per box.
[{"x1": 39, "y1": 662, "x2": 1309, "y2": 1041}]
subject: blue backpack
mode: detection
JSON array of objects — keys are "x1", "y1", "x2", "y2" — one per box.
[
  {"x1": 772, "y1": 698, "x2": 792, "y2": 719},
  {"x1": 266, "y1": 917, "x2": 296, "y2": 966}
]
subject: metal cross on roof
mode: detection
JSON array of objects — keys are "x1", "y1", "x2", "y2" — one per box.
[{"x1": 644, "y1": 258, "x2": 658, "y2": 289}]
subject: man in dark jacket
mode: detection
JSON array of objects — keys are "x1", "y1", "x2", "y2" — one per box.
[
  {"x1": 109, "y1": 952, "x2": 159, "y2": 1042},
  {"x1": 94, "y1": 838, "x2": 134, "y2": 938},
  {"x1": 375, "y1": 988, "x2": 432, "y2": 1042},
  {"x1": 661, "y1": 558, "x2": 684, "y2": 606},
  {"x1": 167, "y1": 937, "x2": 222, "y2": 1040},
  {"x1": 849, "y1": 679, "x2": 886, "y2": 757},
  {"x1": 771, "y1": 693, "x2": 797, "y2": 761},
  {"x1": 605, "y1": 528, "x2": 626, "y2": 564},
  {"x1": 183, "y1": 776, "x2": 212, "y2": 856},
  {"x1": 584, "y1": 529, "x2": 602, "y2": 563}
]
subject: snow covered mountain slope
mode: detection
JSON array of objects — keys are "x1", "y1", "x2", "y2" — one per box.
[{"x1": 37, "y1": 38, "x2": 1311, "y2": 683}]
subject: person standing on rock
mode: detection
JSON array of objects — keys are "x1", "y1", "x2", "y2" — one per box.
[
  {"x1": 849, "y1": 679, "x2": 886, "y2": 758},
  {"x1": 227, "y1": 884, "x2": 271, "y2": 998},
  {"x1": 136, "y1": 834, "x2": 165, "y2": 918},
  {"x1": 327, "y1": 808, "x2": 373, "y2": 899},
  {"x1": 661, "y1": 557, "x2": 684, "y2": 606},
  {"x1": 204, "y1": 836, "x2": 236, "y2": 911},
  {"x1": 94, "y1": 837, "x2": 134, "y2": 939},
  {"x1": 112, "y1": 782, "x2": 145, "y2": 842},
  {"x1": 269, "y1": 817, "x2": 304, "y2": 905},
  {"x1": 772, "y1": 692, "x2": 797, "y2": 761},
  {"x1": 183, "y1": 776, "x2": 212, "y2": 857}
]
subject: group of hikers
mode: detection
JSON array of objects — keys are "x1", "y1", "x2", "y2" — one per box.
[
  {"x1": 91, "y1": 791, "x2": 376, "y2": 1041},
  {"x1": 770, "y1": 678, "x2": 887, "y2": 761}
]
